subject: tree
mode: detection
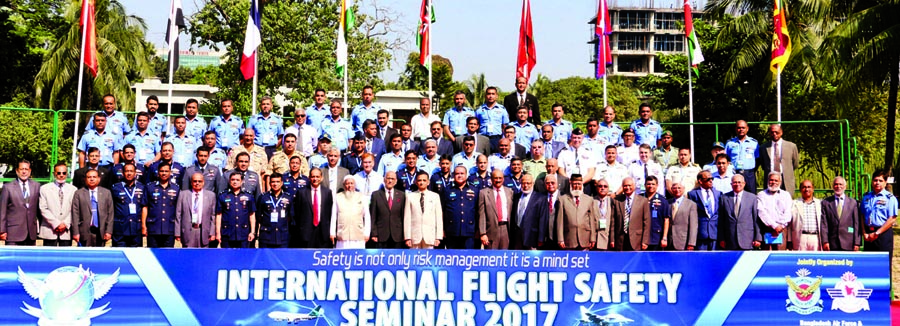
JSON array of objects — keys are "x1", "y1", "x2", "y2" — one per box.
[
  {"x1": 536, "y1": 76, "x2": 642, "y2": 125},
  {"x1": 0, "y1": 0, "x2": 68, "y2": 105},
  {"x1": 464, "y1": 73, "x2": 487, "y2": 108},
  {"x1": 396, "y1": 52, "x2": 458, "y2": 109},
  {"x1": 189, "y1": 0, "x2": 393, "y2": 115},
  {"x1": 33, "y1": 0, "x2": 152, "y2": 111}
]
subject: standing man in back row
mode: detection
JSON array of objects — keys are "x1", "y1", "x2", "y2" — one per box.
[
  {"x1": 249, "y1": 96, "x2": 284, "y2": 159},
  {"x1": 759, "y1": 124, "x2": 799, "y2": 197},
  {"x1": 476, "y1": 86, "x2": 509, "y2": 150},
  {"x1": 725, "y1": 120, "x2": 760, "y2": 194},
  {"x1": 503, "y1": 76, "x2": 541, "y2": 126}
]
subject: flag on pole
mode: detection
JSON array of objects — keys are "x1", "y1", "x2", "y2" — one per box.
[
  {"x1": 81, "y1": 0, "x2": 98, "y2": 77},
  {"x1": 336, "y1": 0, "x2": 356, "y2": 77},
  {"x1": 240, "y1": 0, "x2": 261, "y2": 80},
  {"x1": 595, "y1": 0, "x2": 612, "y2": 79},
  {"x1": 516, "y1": 0, "x2": 536, "y2": 80},
  {"x1": 417, "y1": 0, "x2": 435, "y2": 69},
  {"x1": 770, "y1": 0, "x2": 791, "y2": 74},
  {"x1": 683, "y1": 0, "x2": 704, "y2": 77},
  {"x1": 166, "y1": 0, "x2": 185, "y2": 73}
]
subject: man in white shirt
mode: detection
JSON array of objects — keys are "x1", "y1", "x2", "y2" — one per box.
[
  {"x1": 757, "y1": 172, "x2": 792, "y2": 250},
  {"x1": 410, "y1": 98, "x2": 441, "y2": 141},
  {"x1": 617, "y1": 129, "x2": 640, "y2": 165},
  {"x1": 627, "y1": 144, "x2": 665, "y2": 195},
  {"x1": 665, "y1": 148, "x2": 702, "y2": 195},
  {"x1": 595, "y1": 145, "x2": 630, "y2": 195},
  {"x1": 558, "y1": 128, "x2": 596, "y2": 183},
  {"x1": 284, "y1": 107, "x2": 318, "y2": 157}
]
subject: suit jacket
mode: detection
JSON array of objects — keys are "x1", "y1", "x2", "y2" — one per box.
[
  {"x1": 614, "y1": 194, "x2": 651, "y2": 251},
  {"x1": 786, "y1": 198, "x2": 826, "y2": 250},
  {"x1": 512, "y1": 191, "x2": 548, "y2": 248},
  {"x1": 401, "y1": 139, "x2": 419, "y2": 154},
  {"x1": 174, "y1": 189, "x2": 217, "y2": 247},
  {"x1": 556, "y1": 194, "x2": 598, "y2": 249},
  {"x1": 379, "y1": 126, "x2": 398, "y2": 144},
  {"x1": 455, "y1": 134, "x2": 492, "y2": 156},
  {"x1": 478, "y1": 186, "x2": 514, "y2": 243},
  {"x1": 513, "y1": 143, "x2": 527, "y2": 159},
  {"x1": 503, "y1": 92, "x2": 541, "y2": 126},
  {"x1": 759, "y1": 139, "x2": 800, "y2": 196},
  {"x1": 38, "y1": 182, "x2": 78, "y2": 240},
  {"x1": 593, "y1": 195, "x2": 623, "y2": 250},
  {"x1": 535, "y1": 174, "x2": 570, "y2": 196},
  {"x1": 322, "y1": 166, "x2": 350, "y2": 193},
  {"x1": 419, "y1": 138, "x2": 455, "y2": 157},
  {"x1": 821, "y1": 195, "x2": 862, "y2": 251},
  {"x1": 668, "y1": 197, "x2": 698, "y2": 250},
  {"x1": 71, "y1": 187, "x2": 114, "y2": 243},
  {"x1": 687, "y1": 188, "x2": 721, "y2": 241},
  {"x1": 366, "y1": 137, "x2": 386, "y2": 156},
  {"x1": 182, "y1": 165, "x2": 226, "y2": 194},
  {"x1": 543, "y1": 141, "x2": 567, "y2": 159},
  {"x1": 370, "y1": 188, "x2": 406, "y2": 243},
  {"x1": 73, "y1": 166, "x2": 110, "y2": 189},
  {"x1": 293, "y1": 186, "x2": 334, "y2": 244},
  {"x1": 0, "y1": 180, "x2": 41, "y2": 242},
  {"x1": 718, "y1": 191, "x2": 762, "y2": 250},
  {"x1": 403, "y1": 190, "x2": 443, "y2": 245}
]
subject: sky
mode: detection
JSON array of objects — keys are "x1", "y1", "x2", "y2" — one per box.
[{"x1": 121, "y1": 0, "x2": 611, "y2": 89}]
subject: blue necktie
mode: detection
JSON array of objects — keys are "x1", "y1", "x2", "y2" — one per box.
[{"x1": 91, "y1": 190, "x2": 99, "y2": 227}]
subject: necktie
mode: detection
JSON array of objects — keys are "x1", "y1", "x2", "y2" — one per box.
[
  {"x1": 545, "y1": 142, "x2": 552, "y2": 159},
  {"x1": 367, "y1": 140, "x2": 372, "y2": 153},
  {"x1": 704, "y1": 190, "x2": 713, "y2": 216},
  {"x1": 312, "y1": 188, "x2": 319, "y2": 226},
  {"x1": 297, "y1": 128, "x2": 304, "y2": 153},
  {"x1": 365, "y1": 175, "x2": 370, "y2": 194},
  {"x1": 21, "y1": 182, "x2": 29, "y2": 207},
  {"x1": 517, "y1": 194, "x2": 528, "y2": 226},
  {"x1": 643, "y1": 164, "x2": 649, "y2": 185},
  {"x1": 193, "y1": 192, "x2": 200, "y2": 213},
  {"x1": 548, "y1": 194, "x2": 554, "y2": 214},
  {"x1": 420, "y1": 192, "x2": 426, "y2": 214},
  {"x1": 388, "y1": 192, "x2": 393, "y2": 210},
  {"x1": 575, "y1": 196, "x2": 580, "y2": 207},
  {"x1": 519, "y1": 94, "x2": 524, "y2": 106},
  {"x1": 58, "y1": 183, "x2": 65, "y2": 207},
  {"x1": 600, "y1": 197, "x2": 607, "y2": 216},
  {"x1": 837, "y1": 196, "x2": 843, "y2": 217},
  {"x1": 673, "y1": 198, "x2": 680, "y2": 216},
  {"x1": 734, "y1": 194, "x2": 741, "y2": 215},
  {"x1": 774, "y1": 142, "x2": 781, "y2": 173},
  {"x1": 91, "y1": 190, "x2": 99, "y2": 227},
  {"x1": 495, "y1": 189, "x2": 503, "y2": 222},
  {"x1": 625, "y1": 196, "x2": 632, "y2": 233}
]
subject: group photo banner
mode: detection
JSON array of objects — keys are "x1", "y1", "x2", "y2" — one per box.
[{"x1": 0, "y1": 248, "x2": 890, "y2": 325}]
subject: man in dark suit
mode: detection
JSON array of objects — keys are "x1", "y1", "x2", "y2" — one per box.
[
  {"x1": 821, "y1": 176, "x2": 861, "y2": 251},
  {"x1": 419, "y1": 121, "x2": 454, "y2": 157},
  {"x1": 759, "y1": 124, "x2": 800, "y2": 196},
  {"x1": 370, "y1": 171, "x2": 406, "y2": 249},
  {"x1": 72, "y1": 169, "x2": 114, "y2": 247},
  {"x1": 503, "y1": 76, "x2": 541, "y2": 126},
  {"x1": 399, "y1": 123, "x2": 420, "y2": 154},
  {"x1": 362, "y1": 119, "x2": 386, "y2": 155},
  {"x1": 74, "y1": 147, "x2": 110, "y2": 189},
  {"x1": 0, "y1": 160, "x2": 41, "y2": 245},
  {"x1": 535, "y1": 159, "x2": 570, "y2": 195},
  {"x1": 615, "y1": 177, "x2": 651, "y2": 251},
  {"x1": 376, "y1": 109, "x2": 397, "y2": 143},
  {"x1": 324, "y1": 148, "x2": 351, "y2": 193},
  {"x1": 718, "y1": 174, "x2": 762, "y2": 250},
  {"x1": 503, "y1": 125, "x2": 529, "y2": 159},
  {"x1": 539, "y1": 124, "x2": 566, "y2": 159},
  {"x1": 175, "y1": 172, "x2": 217, "y2": 248},
  {"x1": 292, "y1": 168, "x2": 334, "y2": 248},
  {"x1": 454, "y1": 117, "x2": 491, "y2": 155},
  {"x1": 511, "y1": 174, "x2": 547, "y2": 249},
  {"x1": 688, "y1": 170, "x2": 722, "y2": 250}
]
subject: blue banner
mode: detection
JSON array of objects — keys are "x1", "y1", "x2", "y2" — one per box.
[{"x1": 0, "y1": 249, "x2": 890, "y2": 325}]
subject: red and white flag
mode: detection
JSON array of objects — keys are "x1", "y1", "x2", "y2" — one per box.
[
  {"x1": 516, "y1": 0, "x2": 536, "y2": 80},
  {"x1": 595, "y1": 0, "x2": 612, "y2": 79},
  {"x1": 240, "y1": 0, "x2": 261, "y2": 80},
  {"x1": 81, "y1": 0, "x2": 98, "y2": 77}
]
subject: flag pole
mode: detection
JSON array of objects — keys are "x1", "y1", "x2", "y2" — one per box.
[
  {"x1": 252, "y1": 51, "x2": 258, "y2": 116},
  {"x1": 688, "y1": 51, "x2": 696, "y2": 163},
  {"x1": 776, "y1": 68, "x2": 782, "y2": 122},
  {"x1": 603, "y1": 74, "x2": 608, "y2": 107},
  {"x1": 343, "y1": 57, "x2": 349, "y2": 119},
  {"x1": 167, "y1": 44, "x2": 175, "y2": 116},
  {"x1": 71, "y1": 1, "x2": 90, "y2": 171},
  {"x1": 428, "y1": 14, "x2": 433, "y2": 104}
]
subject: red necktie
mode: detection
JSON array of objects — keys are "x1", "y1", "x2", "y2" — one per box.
[
  {"x1": 312, "y1": 188, "x2": 319, "y2": 226},
  {"x1": 495, "y1": 188, "x2": 503, "y2": 222},
  {"x1": 575, "y1": 196, "x2": 580, "y2": 207},
  {"x1": 388, "y1": 192, "x2": 393, "y2": 210}
]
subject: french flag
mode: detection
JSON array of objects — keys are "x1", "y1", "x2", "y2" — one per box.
[{"x1": 240, "y1": 0, "x2": 261, "y2": 80}]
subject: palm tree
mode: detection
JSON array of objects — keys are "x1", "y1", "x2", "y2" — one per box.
[
  {"x1": 464, "y1": 73, "x2": 487, "y2": 108},
  {"x1": 34, "y1": 0, "x2": 152, "y2": 111},
  {"x1": 819, "y1": 0, "x2": 900, "y2": 171},
  {"x1": 528, "y1": 73, "x2": 551, "y2": 99}
]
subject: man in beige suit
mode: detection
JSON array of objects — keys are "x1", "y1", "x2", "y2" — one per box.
[
  {"x1": 787, "y1": 180, "x2": 826, "y2": 251},
  {"x1": 39, "y1": 163, "x2": 78, "y2": 247},
  {"x1": 556, "y1": 174, "x2": 597, "y2": 250},
  {"x1": 404, "y1": 172, "x2": 443, "y2": 249},
  {"x1": 593, "y1": 179, "x2": 621, "y2": 250},
  {"x1": 478, "y1": 170, "x2": 515, "y2": 249},
  {"x1": 667, "y1": 182, "x2": 698, "y2": 250},
  {"x1": 614, "y1": 177, "x2": 651, "y2": 251}
]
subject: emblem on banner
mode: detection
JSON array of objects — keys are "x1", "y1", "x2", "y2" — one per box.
[
  {"x1": 825, "y1": 271, "x2": 873, "y2": 313},
  {"x1": 17, "y1": 265, "x2": 120, "y2": 325},
  {"x1": 785, "y1": 268, "x2": 824, "y2": 314}
]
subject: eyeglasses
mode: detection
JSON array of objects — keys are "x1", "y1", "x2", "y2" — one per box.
[
  {"x1": 55, "y1": 172, "x2": 67, "y2": 175},
  {"x1": 597, "y1": 185, "x2": 608, "y2": 188},
  {"x1": 298, "y1": 114, "x2": 306, "y2": 117},
  {"x1": 700, "y1": 177, "x2": 712, "y2": 182},
  {"x1": 191, "y1": 180, "x2": 204, "y2": 183}
]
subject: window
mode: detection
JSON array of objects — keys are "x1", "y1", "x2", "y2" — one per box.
[
  {"x1": 616, "y1": 34, "x2": 649, "y2": 51},
  {"x1": 617, "y1": 56, "x2": 647, "y2": 73},
  {"x1": 617, "y1": 11, "x2": 649, "y2": 30},
  {"x1": 654, "y1": 12, "x2": 679, "y2": 30},
  {"x1": 653, "y1": 34, "x2": 684, "y2": 52}
]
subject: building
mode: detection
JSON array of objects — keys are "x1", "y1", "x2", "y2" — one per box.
[{"x1": 589, "y1": 0, "x2": 705, "y2": 77}]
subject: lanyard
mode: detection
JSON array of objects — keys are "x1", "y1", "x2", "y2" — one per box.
[{"x1": 122, "y1": 183, "x2": 136, "y2": 204}]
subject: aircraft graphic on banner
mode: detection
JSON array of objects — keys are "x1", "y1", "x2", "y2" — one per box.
[
  {"x1": 268, "y1": 305, "x2": 333, "y2": 325},
  {"x1": 17, "y1": 265, "x2": 120, "y2": 325},
  {"x1": 575, "y1": 306, "x2": 634, "y2": 326}
]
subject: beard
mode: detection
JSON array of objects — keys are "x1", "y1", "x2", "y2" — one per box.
[
  {"x1": 571, "y1": 190, "x2": 584, "y2": 197},
  {"x1": 768, "y1": 185, "x2": 780, "y2": 193}
]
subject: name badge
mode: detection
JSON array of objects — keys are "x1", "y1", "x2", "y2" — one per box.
[
  {"x1": 129, "y1": 203, "x2": 137, "y2": 214},
  {"x1": 270, "y1": 212, "x2": 279, "y2": 223},
  {"x1": 598, "y1": 218, "x2": 607, "y2": 229}
]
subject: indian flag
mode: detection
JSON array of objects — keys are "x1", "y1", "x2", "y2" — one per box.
[
  {"x1": 336, "y1": 0, "x2": 355, "y2": 77},
  {"x1": 683, "y1": 0, "x2": 704, "y2": 77}
]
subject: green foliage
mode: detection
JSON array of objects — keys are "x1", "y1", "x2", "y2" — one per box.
[
  {"x1": 189, "y1": 0, "x2": 392, "y2": 116},
  {"x1": 395, "y1": 52, "x2": 462, "y2": 110},
  {"x1": 535, "y1": 76, "x2": 642, "y2": 125},
  {"x1": 0, "y1": 0, "x2": 67, "y2": 104},
  {"x1": 0, "y1": 97, "x2": 72, "y2": 177}
]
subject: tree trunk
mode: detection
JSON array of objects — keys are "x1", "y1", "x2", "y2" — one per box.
[{"x1": 886, "y1": 55, "x2": 899, "y2": 184}]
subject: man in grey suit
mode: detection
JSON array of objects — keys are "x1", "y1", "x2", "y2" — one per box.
[
  {"x1": 615, "y1": 177, "x2": 651, "y2": 251},
  {"x1": 175, "y1": 173, "x2": 217, "y2": 248},
  {"x1": 593, "y1": 179, "x2": 622, "y2": 250},
  {"x1": 718, "y1": 174, "x2": 762, "y2": 250},
  {"x1": 0, "y1": 160, "x2": 41, "y2": 245},
  {"x1": 182, "y1": 147, "x2": 226, "y2": 194},
  {"x1": 821, "y1": 176, "x2": 861, "y2": 251},
  {"x1": 322, "y1": 148, "x2": 350, "y2": 194},
  {"x1": 511, "y1": 174, "x2": 547, "y2": 250},
  {"x1": 39, "y1": 163, "x2": 78, "y2": 246},
  {"x1": 370, "y1": 171, "x2": 406, "y2": 249},
  {"x1": 759, "y1": 124, "x2": 799, "y2": 197},
  {"x1": 667, "y1": 182, "x2": 698, "y2": 250},
  {"x1": 72, "y1": 169, "x2": 114, "y2": 247},
  {"x1": 556, "y1": 174, "x2": 597, "y2": 250},
  {"x1": 454, "y1": 117, "x2": 491, "y2": 155},
  {"x1": 478, "y1": 170, "x2": 514, "y2": 249}
]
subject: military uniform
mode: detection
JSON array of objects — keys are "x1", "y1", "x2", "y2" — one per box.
[
  {"x1": 87, "y1": 111, "x2": 131, "y2": 138},
  {"x1": 321, "y1": 117, "x2": 354, "y2": 151},
  {"x1": 78, "y1": 129, "x2": 120, "y2": 166},
  {"x1": 442, "y1": 183, "x2": 479, "y2": 249},
  {"x1": 396, "y1": 167, "x2": 421, "y2": 191},
  {"x1": 666, "y1": 163, "x2": 702, "y2": 193},
  {"x1": 109, "y1": 162, "x2": 145, "y2": 185},
  {"x1": 417, "y1": 155, "x2": 441, "y2": 175},
  {"x1": 208, "y1": 148, "x2": 228, "y2": 171},
  {"x1": 308, "y1": 153, "x2": 328, "y2": 169},
  {"x1": 646, "y1": 193, "x2": 670, "y2": 250},
  {"x1": 217, "y1": 190, "x2": 257, "y2": 248},
  {"x1": 256, "y1": 191, "x2": 293, "y2": 248},
  {"x1": 111, "y1": 181, "x2": 146, "y2": 247},
  {"x1": 226, "y1": 144, "x2": 268, "y2": 174},
  {"x1": 653, "y1": 146, "x2": 679, "y2": 175},
  {"x1": 468, "y1": 172, "x2": 491, "y2": 192},
  {"x1": 145, "y1": 181, "x2": 180, "y2": 247},
  {"x1": 545, "y1": 119, "x2": 573, "y2": 143},
  {"x1": 144, "y1": 113, "x2": 169, "y2": 139},
  {"x1": 598, "y1": 121, "x2": 623, "y2": 146},
  {"x1": 249, "y1": 113, "x2": 284, "y2": 157},
  {"x1": 209, "y1": 115, "x2": 245, "y2": 150},
  {"x1": 282, "y1": 172, "x2": 310, "y2": 198},
  {"x1": 267, "y1": 151, "x2": 309, "y2": 177},
  {"x1": 224, "y1": 170, "x2": 263, "y2": 198},
  {"x1": 502, "y1": 174, "x2": 523, "y2": 195},
  {"x1": 725, "y1": 136, "x2": 760, "y2": 194},
  {"x1": 165, "y1": 133, "x2": 201, "y2": 168},
  {"x1": 123, "y1": 130, "x2": 160, "y2": 165},
  {"x1": 429, "y1": 172, "x2": 453, "y2": 194},
  {"x1": 443, "y1": 106, "x2": 476, "y2": 136},
  {"x1": 182, "y1": 116, "x2": 208, "y2": 141},
  {"x1": 350, "y1": 102, "x2": 382, "y2": 133},
  {"x1": 629, "y1": 119, "x2": 663, "y2": 149},
  {"x1": 862, "y1": 190, "x2": 898, "y2": 253},
  {"x1": 476, "y1": 103, "x2": 509, "y2": 138},
  {"x1": 182, "y1": 163, "x2": 226, "y2": 194},
  {"x1": 146, "y1": 160, "x2": 185, "y2": 188},
  {"x1": 509, "y1": 121, "x2": 540, "y2": 151}
]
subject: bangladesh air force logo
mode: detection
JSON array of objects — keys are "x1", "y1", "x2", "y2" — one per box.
[
  {"x1": 825, "y1": 271, "x2": 873, "y2": 313},
  {"x1": 17, "y1": 265, "x2": 120, "y2": 325},
  {"x1": 785, "y1": 268, "x2": 824, "y2": 314}
]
